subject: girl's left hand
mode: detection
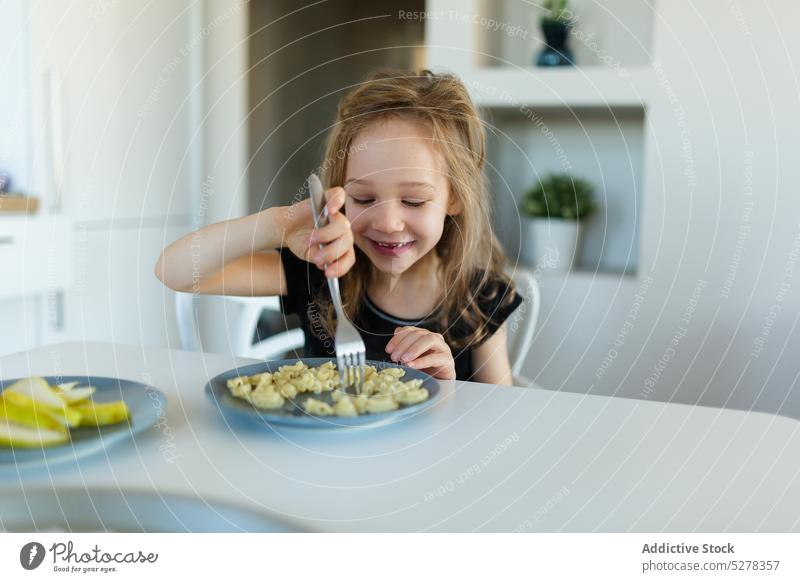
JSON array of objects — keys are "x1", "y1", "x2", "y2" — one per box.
[{"x1": 386, "y1": 326, "x2": 456, "y2": 380}]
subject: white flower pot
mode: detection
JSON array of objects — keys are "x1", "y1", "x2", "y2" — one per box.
[{"x1": 522, "y1": 218, "x2": 580, "y2": 273}]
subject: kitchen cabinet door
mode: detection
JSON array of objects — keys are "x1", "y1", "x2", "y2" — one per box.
[
  {"x1": 0, "y1": 215, "x2": 72, "y2": 356},
  {"x1": 29, "y1": 1, "x2": 197, "y2": 222},
  {"x1": 0, "y1": 297, "x2": 41, "y2": 357}
]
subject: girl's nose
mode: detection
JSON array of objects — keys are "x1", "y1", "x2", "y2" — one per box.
[{"x1": 372, "y1": 203, "x2": 405, "y2": 233}]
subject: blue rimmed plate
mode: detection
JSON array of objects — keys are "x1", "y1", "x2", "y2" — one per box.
[
  {"x1": 0, "y1": 375, "x2": 167, "y2": 469},
  {"x1": 205, "y1": 358, "x2": 442, "y2": 429}
]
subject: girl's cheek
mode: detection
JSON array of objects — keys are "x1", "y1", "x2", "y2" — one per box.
[
  {"x1": 416, "y1": 211, "x2": 446, "y2": 237},
  {"x1": 346, "y1": 206, "x2": 368, "y2": 234}
]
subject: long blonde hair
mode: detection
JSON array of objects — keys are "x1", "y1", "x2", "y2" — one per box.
[{"x1": 317, "y1": 68, "x2": 515, "y2": 350}]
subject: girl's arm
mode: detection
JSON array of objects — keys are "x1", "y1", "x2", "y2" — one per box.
[
  {"x1": 154, "y1": 206, "x2": 290, "y2": 296},
  {"x1": 154, "y1": 187, "x2": 354, "y2": 296},
  {"x1": 470, "y1": 324, "x2": 514, "y2": 386}
]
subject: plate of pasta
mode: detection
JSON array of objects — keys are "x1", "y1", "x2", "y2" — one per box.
[{"x1": 205, "y1": 358, "x2": 442, "y2": 429}]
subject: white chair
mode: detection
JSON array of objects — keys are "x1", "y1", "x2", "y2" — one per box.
[
  {"x1": 505, "y1": 268, "x2": 541, "y2": 387},
  {"x1": 174, "y1": 270, "x2": 539, "y2": 384},
  {"x1": 174, "y1": 292, "x2": 304, "y2": 359}
]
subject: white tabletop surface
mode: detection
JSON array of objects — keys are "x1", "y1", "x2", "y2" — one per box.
[{"x1": 1, "y1": 342, "x2": 799, "y2": 532}]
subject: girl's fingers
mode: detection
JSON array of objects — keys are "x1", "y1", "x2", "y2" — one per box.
[
  {"x1": 387, "y1": 327, "x2": 423, "y2": 357},
  {"x1": 397, "y1": 334, "x2": 441, "y2": 364},
  {"x1": 312, "y1": 228, "x2": 353, "y2": 265},
  {"x1": 389, "y1": 329, "x2": 429, "y2": 362},
  {"x1": 323, "y1": 247, "x2": 355, "y2": 278},
  {"x1": 310, "y1": 210, "x2": 350, "y2": 245},
  {"x1": 324, "y1": 187, "x2": 346, "y2": 215},
  {"x1": 385, "y1": 326, "x2": 455, "y2": 378},
  {"x1": 385, "y1": 326, "x2": 416, "y2": 353},
  {"x1": 406, "y1": 353, "x2": 455, "y2": 379},
  {"x1": 308, "y1": 211, "x2": 352, "y2": 266},
  {"x1": 386, "y1": 327, "x2": 409, "y2": 354},
  {"x1": 404, "y1": 352, "x2": 440, "y2": 370}
]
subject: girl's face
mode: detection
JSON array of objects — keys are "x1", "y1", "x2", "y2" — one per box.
[{"x1": 344, "y1": 118, "x2": 459, "y2": 277}]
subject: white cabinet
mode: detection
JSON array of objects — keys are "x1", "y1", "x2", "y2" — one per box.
[
  {"x1": 0, "y1": 216, "x2": 189, "y2": 356},
  {"x1": 28, "y1": 1, "x2": 197, "y2": 222},
  {"x1": 0, "y1": 215, "x2": 71, "y2": 300},
  {"x1": 0, "y1": 215, "x2": 72, "y2": 356}
]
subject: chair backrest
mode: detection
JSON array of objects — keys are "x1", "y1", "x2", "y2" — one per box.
[
  {"x1": 174, "y1": 292, "x2": 304, "y2": 359},
  {"x1": 505, "y1": 268, "x2": 541, "y2": 378}
]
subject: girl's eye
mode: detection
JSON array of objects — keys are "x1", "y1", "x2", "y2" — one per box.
[
  {"x1": 349, "y1": 197, "x2": 426, "y2": 207},
  {"x1": 350, "y1": 197, "x2": 374, "y2": 206}
]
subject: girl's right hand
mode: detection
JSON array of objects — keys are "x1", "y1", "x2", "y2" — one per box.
[{"x1": 282, "y1": 186, "x2": 356, "y2": 278}]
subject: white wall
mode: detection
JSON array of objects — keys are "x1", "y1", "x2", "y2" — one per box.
[
  {"x1": 0, "y1": 1, "x2": 32, "y2": 193},
  {"x1": 521, "y1": 1, "x2": 800, "y2": 420},
  {"x1": 193, "y1": 0, "x2": 250, "y2": 353}
]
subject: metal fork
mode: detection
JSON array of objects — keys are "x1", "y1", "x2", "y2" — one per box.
[{"x1": 307, "y1": 173, "x2": 366, "y2": 394}]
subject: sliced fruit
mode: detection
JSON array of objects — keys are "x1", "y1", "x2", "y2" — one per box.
[
  {"x1": 0, "y1": 418, "x2": 68, "y2": 447},
  {"x1": 55, "y1": 387, "x2": 96, "y2": 405},
  {"x1": 2, "y1": 378, "x2": 82, "y2": 428},
  {"x1": 56, "y1": 381, "x2": 79, "y2": 392},
  {"x1": 0, "y1": 397, "x2": 67, "y2": 433},
  {"x1": 72, "y1": 401, "x2": 130, "y2": 426},
  {"x1": 4, "y1": 377, "x2": 63, "y2": 408}
]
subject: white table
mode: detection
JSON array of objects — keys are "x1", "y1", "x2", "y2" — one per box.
[{"x1": 1, "y1": 342, "x2": 799, "y2": 532}]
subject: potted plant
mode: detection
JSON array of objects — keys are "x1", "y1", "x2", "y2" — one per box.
[
  {"x1": 536, "y1": 0, "x2": 575, "y2": 67},
  {"x1": 520, "y1": 174, "x2": 597, "y2": 272}
]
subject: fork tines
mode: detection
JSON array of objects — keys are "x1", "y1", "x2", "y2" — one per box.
[{"x1": 337, "y1": 351, "x2": 365, "y2": 395}]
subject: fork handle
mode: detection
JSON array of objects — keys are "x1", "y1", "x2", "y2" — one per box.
[
  {"x1": 326, "y1": 276, "x2": 345, "y2": 319},
  {"x1": 314, "y1": 206, "x2": 347, "y2": 320}
]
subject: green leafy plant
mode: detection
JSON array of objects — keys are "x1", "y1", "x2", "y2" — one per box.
[
  {"x1": 521, "y1": 174, "x2": 597, "y2": 221},
  {"x1": 542, "y1": 0, "x2": 572, "y2": 24}
]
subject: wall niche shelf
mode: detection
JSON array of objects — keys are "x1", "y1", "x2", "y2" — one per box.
[
  {"x1": 482, "y1": 103, "x2": 644, "y2": 277},
  {"x1": 462, "y1": 66, "x2": 652, "y2": 109}
]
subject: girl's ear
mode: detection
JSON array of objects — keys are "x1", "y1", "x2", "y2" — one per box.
[{"x1": 447, "y1": 194, "x2": 462, "y2": 216}]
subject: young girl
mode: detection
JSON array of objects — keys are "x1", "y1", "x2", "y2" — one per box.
[{"x1": 155, "y1": 69, "x2": 522, "y2": 385}]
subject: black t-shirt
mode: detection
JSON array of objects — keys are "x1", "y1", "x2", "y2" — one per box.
[{"x1": 277, "y1": 247, "x2": 523, "y2": 381}]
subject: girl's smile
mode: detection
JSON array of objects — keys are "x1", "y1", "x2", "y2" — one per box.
[{"x1": 367, "y1": 238, "x2": 416, "y2": 257}]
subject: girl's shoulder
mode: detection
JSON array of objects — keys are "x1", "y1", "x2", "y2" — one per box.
[
  {"x1": 446, "y1": 269, "x2": 523, "y2": 347},
  {"x1": 469, "y1": 269, "x2": 521, "y2": 312}
]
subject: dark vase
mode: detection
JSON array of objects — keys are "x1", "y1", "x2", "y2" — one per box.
[{"x1": 536, "y1": 20, "x2": 575, "y2": 67}]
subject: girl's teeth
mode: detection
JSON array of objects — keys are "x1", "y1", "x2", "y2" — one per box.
[{"x1": 377, "y1": 241, "x2": 411, "y2": 248}]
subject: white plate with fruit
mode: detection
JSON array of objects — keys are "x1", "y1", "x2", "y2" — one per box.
[{"x1": 0, "y1": 376, "x2": 166, "y2": 468}]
